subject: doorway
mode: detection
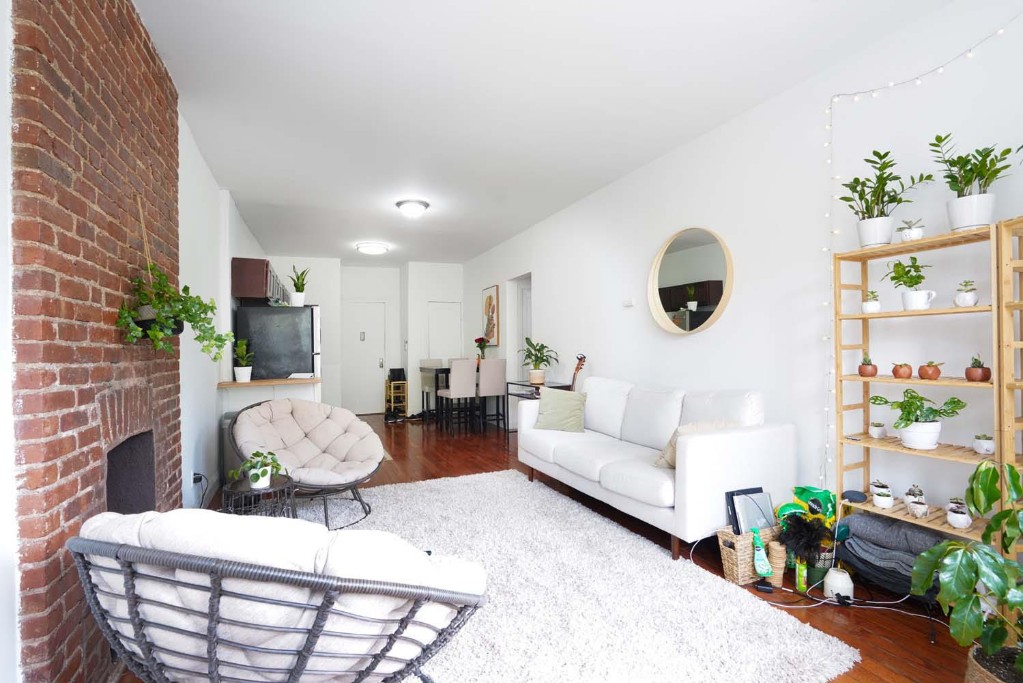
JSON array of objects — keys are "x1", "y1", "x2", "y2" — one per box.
[{"x1": 341, "y1": 301, "x2": 387, "y2": 414}]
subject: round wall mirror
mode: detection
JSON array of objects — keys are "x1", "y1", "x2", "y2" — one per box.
[{"x1": 647, "y1": 227, "x2": 733, "y2": 334}]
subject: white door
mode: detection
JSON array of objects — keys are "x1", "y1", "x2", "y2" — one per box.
[
  {"x1": 427, "y1": 301, "x2": 462, "y2": 360},
  {"x1": 341, "y1": 302, "x2": 387, "y2": 414},
  {"x1": 519, "y1": 285, "x2": 532, "y2": 380}
]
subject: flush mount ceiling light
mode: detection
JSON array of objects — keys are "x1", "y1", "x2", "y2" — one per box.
[
  {"x1": 396, "y1": 199, "x2": 429, "y2": 219},
  {"x1": 355, "y1": 242, "x2": 389, "y2": 256}
]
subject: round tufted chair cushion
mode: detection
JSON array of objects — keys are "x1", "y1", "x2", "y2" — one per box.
[{"x1": 232, "y1": 399, "x2": 384, "y2": 488}]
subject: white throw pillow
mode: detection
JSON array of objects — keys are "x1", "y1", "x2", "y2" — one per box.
[{"x1": 654, "y1": 420, "x2": 743, "y2": 468}]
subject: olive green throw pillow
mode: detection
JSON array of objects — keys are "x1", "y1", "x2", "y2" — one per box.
[{"x1": 534, "y1": 388, "x2": 586, "y2": 432}]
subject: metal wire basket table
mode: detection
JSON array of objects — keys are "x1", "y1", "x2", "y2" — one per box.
[{"x1": 221, "y1": 474, "x2": 296, "y2": 518}]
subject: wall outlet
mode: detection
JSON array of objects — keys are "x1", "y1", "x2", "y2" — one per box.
[{"x1": 192, "y1": 473, "x2": 203, "y2": 485}]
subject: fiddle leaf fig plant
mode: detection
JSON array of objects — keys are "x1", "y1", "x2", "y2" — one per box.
[
  {"x1": 116, "y1": 263, "x2": 233, "y2": 361},
  {"x1": 520, "y1": 337, "x2": 559, "y2": 371},
  {"x1": 869, "y1": 389, "x2": 965, "y2": 429},
  {"x1": 839, "y1": 150, "x2": 933, "y2": 220}
]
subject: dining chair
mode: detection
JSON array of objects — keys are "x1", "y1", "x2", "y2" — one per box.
[
  {"x1": 420, "y1": 358, "x2": 443, "y2": 422},
  {"x1": 477, "y1": 358, "x2": 507, "y2": 432},
  {"x1": 436, "y1": 359, "x2": 477, "y2": 434}
]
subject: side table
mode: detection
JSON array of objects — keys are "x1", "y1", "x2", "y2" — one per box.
[{"x1": 222, "y1": 474, "x2": 297, "y2": 518}]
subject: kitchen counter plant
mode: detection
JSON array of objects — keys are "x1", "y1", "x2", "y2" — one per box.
[
  {"x1": 289, "y1": 266, "x2": 310, "y2": 306},
  {"x1": 840, "y1": 149, "x2": 932, "y2": 248},
  {"x1": 930, "y1": 133, "x2": 1016, "y2": 231},
  {"x1": 883, "y1": 257, "x2": 935, "y2": 311},
  {"x1": 685, "y1": 284, "x2": 698, "y2": 311},
  {"x1": 117, "y1": 263, "x2": 233, "y2": 361},
  {"x1": 912, "y1": 458, "x2": 1023, "y2": 680},
  {"x1": 869, "y1": 389, "x2": 966, "y2": 450},
  {"x1": 234, "y1": 339, "x2": 254, "y2": 383},
  {"x1": 521, "y1": 337, "x2": 558, "y2": 385}
]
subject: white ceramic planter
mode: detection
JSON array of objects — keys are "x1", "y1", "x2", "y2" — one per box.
[
  {"x1": 234, "y1": 366, "x2": 252, "y2": 383},
  {"x1": 868, "y1": 425, "x2": 886, "y2": 439},
  {"x1": 954, "y1": 291, "x2": 979, "y2": 308},
  {"x1": 873, "y1": 494, "x2": 894, "y2": 509},
  {"x1": 900, "y1": 421, "x2": 941, "y2": 450},
  {"x1": 291, "y1": 292, "x2": 306, "y2": 307},
  {"x1": 249, "y1": 469, "x2": 272, "y2": 489},
  {"x1": 973, "y1": 438, "x2": 995, "y2": 455},
  {"x1": 686, "y1": 301, "x2": 698, "y2": 311},
  {"x1": 901, "y1": 290, "x2": 936, "y2": 311},
  {"x1": 947, "y1": 194, "x2": 995, "y2": 232},
  {"x1": 857, "y1": 217, "x2": 895, "y2": 248},
  {"x1": 528, "y1": 369, "x2": 546, "y2": 385},
  {"x1": 861, "y1": 301, "x2": 881, "y2": 314},
  {"x1": 904, "y1": 490, "x2": 926, "y2": 506},
  {"x1": 908, "y1": 501, "x2": 929, "y2": 519},
  {"x1": 899, "y1": 227, "x2": 924, "y2": 242},
  {"x1": 946, "y1": 507, "x2": 972, "y2": 529},
  {"x1": 869, "y1": 482, "x2": 890, "y2": 496}
]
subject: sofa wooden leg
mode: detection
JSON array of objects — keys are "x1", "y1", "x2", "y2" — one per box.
[
  {"x1": 528, "y1": 467, "x2": 534, "y2": 482},
  {"x1": 671, "y1": 535, "x2": 681, "y2": 561}
]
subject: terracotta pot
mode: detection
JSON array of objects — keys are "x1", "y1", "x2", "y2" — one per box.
[
  {"x1": 858, "y1": 364, "x2": 878, "y2": 377},
  {"x1": 892, "y1": 364, "x2": 912, "y2": 379},
  {"x1": 918, "y1": 365, "x2": 942, "y2": 380},
  {"x1": 966, "y1": 367, "x2": 992, "y2": 382}
]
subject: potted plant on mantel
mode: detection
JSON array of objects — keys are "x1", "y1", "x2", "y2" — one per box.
[
  {"x1": 869, "y1": 388, "x2": 966, "y2": 451},
  {"x1": 521, "y1": 337, "x2": 558, "y2": 385},
  {"x1": 883, "y1": 257, "x2": 935, "y2": 311},
  {"x1": 930, "y1": 133, "x2": 1017, "y2": 231},
  {"x1": 234, "y1": 339, "x2": 254, "y2": 383},
  {"x1": 912, "y1": 459, "x2": 1023, "y2": 682},
  {"x1": 228, "y1": 450, "x2": 284, "y2": 490},
  {"x1": 839, "y1": 149, "x2": 932, "y2": 248},
  {"x1": 117, "y1": 263, "x2": 233, "y2": 361},
  {"x1": 289, "y1": 266, "x2": 310, "y2": 307}
]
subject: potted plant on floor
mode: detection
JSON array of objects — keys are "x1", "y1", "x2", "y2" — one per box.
[
  {"x1": 973, "y1": 434, "x2": 995, "y2": 455},
  {"x1": 930, "y1": 133, "x2": 1016, "y2": 231},
  {"x1": 966, "y1": 355, "x2": 993, "y2": 383},
  {"x1": 228, "y1": 450, "x2": 283, "y2": 490},
  {"x1": 685, "y1": 284, "x2": 698, "y2": 311},
  {"x1": 289, "y1": 266, "x2": 310, "y2": 306},
  {"x1": 892, "y1": 362, "x2": 913, "y2": 379},
  {"x1": 918, "y1": 361, "x2": 943, "y2": 381},
  {"x1": 859, "y1": 354, "x2": 878, "y2": 377},
  {"x1": 883, "y1": 257, "x2": 935, "y2": 311},
  {"x1": 869, "y1": 389, "x2": 966, "y2": 451},
  {"x1": 955, "y1": 280, "x2": 979, "y2": 308},
  {"x1": 117, "y1": 263, "x2": 233, "y2": 361},
  {"x1": 521, "y1": 337, "x2": 559, "y2": 385},
  {"x1": 897, "y1": 219, "x2": 924, "y2": 242},
  {"x1": 234, "y1": 339, "x2": 254, "y2": 383},
  {"x1": 862, "y1": 290, "x2": 880, "y2": 314},
  {"x1": 840, "y1": 150, "x2": 932, "y2": 248}
]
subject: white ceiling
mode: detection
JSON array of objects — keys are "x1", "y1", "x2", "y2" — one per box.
[{"x1": 134, "y1": 0, "x2": 942, "y2": 265}]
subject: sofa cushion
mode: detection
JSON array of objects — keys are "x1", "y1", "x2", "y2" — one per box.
[
  {"x1": 582, "y1": 377, "x2": 633, "y2": 438},
  {"x1": 655, "y1": 420, "x2": 742, "y2": 468},
  {"x1": 620, "y1": 387, "x2": 685, "y2": 450},
  {"x1": 534, "y1": 388, "x2": 586, "y2": 432},
  {"x1": 519, "y1": 428, "x2": 617, "y2": 463},
  {"x1": 553, "y1": 439, "x2": 658, "y2": 482},
  {"x1": 681, "y1": 391, "x2": 764, "y2": 427},
  {"x1": 600, "y1": 457, "x2": 675, "y2": 508}
]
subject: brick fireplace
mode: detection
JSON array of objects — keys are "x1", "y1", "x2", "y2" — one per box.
[{"x1": 10, "y1": 1, "x2": 181, "y2": 681}]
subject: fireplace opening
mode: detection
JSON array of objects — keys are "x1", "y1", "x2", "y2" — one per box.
[{"x1": 106, "y1": 430, "x2": 157, "y2": 514}]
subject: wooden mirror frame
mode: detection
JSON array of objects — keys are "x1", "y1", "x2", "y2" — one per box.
[{"x1": 647, "y1": 227, "x2": 734, "y2": 335}]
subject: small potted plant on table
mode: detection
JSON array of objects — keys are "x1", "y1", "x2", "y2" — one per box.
[
  {"x1": 869, "y1": 389, "x2": 966, "y2": 451},
  {"x1": 954, "y1": 280, "x2": 979, "y2": 308},
  {"x1": 685, "y1": 284, "x2": 698, "y2": 311},
  {"x1": 288, "y1": 266, "x2": 310, "y2": 307},
  {"x1": 966, "y1": 355, "x2": 992, "y2": 382},
  {"x1": 521, "y1": 337, "x2": 558, "y2": 385},
  {"x1": 840, "y1": 150, "x2": 932, "y2": 248},
  {"x1": 930, "y1": 133, "x2": 1016, "y2": 231},
  {"x1": 233, "y1": 339, "x2": 254, "y2": 383},
  {"x1": 229, "y1": 450, "x2": 283, "y2": 490},
  {"x1": 858, "y1": 354, "x2": 878, "y2": 377},
  {"x1": 918, "y1": 361, "x2": 943, "y2": 381},
  {"x1": 862, "y1": 290, "x2": 880, "y2": 314},
  {"x1": 883, "y1": 257, "x2": 935, "y2": 311}
]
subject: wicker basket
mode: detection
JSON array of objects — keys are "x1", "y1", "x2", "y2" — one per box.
[
  {"x1": 966, "y1": 645, "x2": 1022, "y2": 683},
  {"x1": 716, "y1": 525, "x2": 781, "y2": 585}
]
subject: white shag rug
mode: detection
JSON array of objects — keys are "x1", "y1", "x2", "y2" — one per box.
[{"x1": 297, "y1": 470, "x2": 860, "y2": 682}]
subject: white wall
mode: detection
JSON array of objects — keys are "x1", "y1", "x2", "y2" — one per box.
[
  {"x1": 464, "y1": 0, "x2": 1023, "y2": 504},
  {"x1": 218, "y1": 191, "x2": 266, "y2": 382},
  {"x1": 342, "y1": 265, "x2": 403, "y2": 367},
  {"x1": 658, "y1": 243, "x2": 727, "y2": 288},
  {"x1": 178, "y1": 116, "x2": 224, "y2": 508},
  {"x1": 406, "y1": 262, "x2": 464, "y2": 413},
  {"x1": 268, "y1": 256, "x2": 343, "y2": 406}
]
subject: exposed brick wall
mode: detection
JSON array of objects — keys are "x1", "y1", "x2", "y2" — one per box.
[{"x1": 10, "y1": 1, "x2": 181, "y2": 680}]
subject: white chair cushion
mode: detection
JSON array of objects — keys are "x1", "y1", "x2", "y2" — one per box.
[
  {"x1": 233, "y1": 399, "x2": 385, "y2": 487},
  {"x1": 620, "y1": 387, "x2": 685, "y2": 450},
  {"x1": 553, "y1": 439, "x2": 658, "y2": 482},
  {"x1": 681, "y1": 391, "x2": 764, "y2": 427},
  {"x1": 600, "y1": 457, "x2": 675, "y2": 508},
  {"x1": 582, "y1": 377, "x2": 634, "y2": 438},
  {"x1": 519, "y1": 428, "x2": 617, "y2": 463}
]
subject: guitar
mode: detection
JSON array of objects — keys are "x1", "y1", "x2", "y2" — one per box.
[{"x1": 570, "y1": 354, "x2": 587, "y2": 392}]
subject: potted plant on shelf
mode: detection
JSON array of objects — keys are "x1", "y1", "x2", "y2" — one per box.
[
  {"x1": 117, "y1": 263, "x2": 233, "y2": 361},
  {"x1": 858, "y1": 354, "x2": 878, "y2": 377},
  {"x1": 868, "y1": 422, "x2": 886, "y2": 439},
  {"x1": 973, "y1": 434, "x2": 995, "y2": 455},
  {"x1": 288, "y1": 266, "x2": 310, "y2": 306},
  {"x1": 869, "y1": 479, "x2": 890, "y2": 495},
  {"x1": 228, "y1": 450, "x2": 283, "y2": 490},
  {"x1": 873, "y1": 490, "x2": 894, "y2": 509},
  {"x1": 913, "y1": 459, "x2": 1023, "y2": 680},
  {"x1": 474, "y1": 336, "x2": 488, "y2": 360},
  {"x1": 904, "y1": 484, "x2": 925, "y2": 506},
  {"x1": 892, "y1": 362, "x2": 912, "y2": 379},
  {"x1": 897, "y1": 219, "x2": 924, "y2": 242},
  {"x1": 954, "y1": 280, "x2": 979, "y2": 308},
  {"x1": 233, "y1": 339, "x2": 254, "y2": 383},
  {"x1": 839, "y1": 149, "x2": 932, "y2": 248},
  {"x1": 930, "y1": 133, "x2": 1016, "y2": 231},
  {"x1": 966, "y1": 355, "x2": 992, "y2": 383},
  {"x1": 918, "y1": 361, "x2": 943, "y2": 381},
  {"x1": 883, "y1": 257, "x2": 935, "y2": 311},
  {"x1": 907, "y1": 500, "x2": 929, "y2": 519},
  {"x1": 861, "y1": 290, "x2": 880, "y2": 314},
  {"x1": 521, "y1": 337, "x2": 559, "y2": 385},
  {"x1": 685, "y1": 284, "x2": 698, "y2": 311},
  {"x1": 869, "y1": 389, "x2": 966, "y2": 451}
]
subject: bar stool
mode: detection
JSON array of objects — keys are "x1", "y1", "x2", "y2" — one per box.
[
  {"x1": 420, "y1": 358, "x2": 443, "y2": 422},
  {"x1": 436, "y1": 359, "x2": 477, "y2": 434},
  {"x1": 478, "y1": 358, "x2": 507, "y2": 431}
]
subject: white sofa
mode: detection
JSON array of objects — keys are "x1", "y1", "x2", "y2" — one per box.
[{"x1": 517, "y1": 377, "x2": 797, "y2": 559}]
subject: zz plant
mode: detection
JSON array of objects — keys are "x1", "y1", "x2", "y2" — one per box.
[
  {"x1": 520, "y1": 337, "x2": 559, "y2": 371},
  {"x1": 930, "y1": 133, "x2": 1016, "y2": 196},
  {"x1": 116, "y1": 263, "x2": 233, "y2": 361},
  {"x1": 869, "y1": 389, "x2": 965, "y2": 429},
  {"x1": 839, "y1": 150, "x2": 932, "y2": 220}
]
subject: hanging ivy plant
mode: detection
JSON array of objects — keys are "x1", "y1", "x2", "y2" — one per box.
[{"x1": 116, "y1": 263, "x2": 233, "y2": 361}]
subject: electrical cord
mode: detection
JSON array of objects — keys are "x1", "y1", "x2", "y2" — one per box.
[
  {"x1": 688, "y1": 538, "x2": 702, "y2": 562},
  {"x1": 196, "y1": 473, "x2": 210, "y2": 510}
]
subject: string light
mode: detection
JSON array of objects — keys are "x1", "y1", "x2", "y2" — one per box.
[{"x1": 817, "y1": 10, "x2": 1021, "y2": 492}]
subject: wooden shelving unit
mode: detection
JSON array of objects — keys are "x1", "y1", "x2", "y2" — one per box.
[{"x1": 833, "y1": 220, "x2": 1008, "y2": 543}]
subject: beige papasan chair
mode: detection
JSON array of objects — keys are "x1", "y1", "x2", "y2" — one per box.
[{"x1": 229, "y1": 399, "x2": 385, "y2": 529}]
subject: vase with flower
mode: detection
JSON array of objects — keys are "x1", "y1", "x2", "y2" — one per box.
[{"x1": 474, "y1": 336, "x2": 488, "y2": 362}]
